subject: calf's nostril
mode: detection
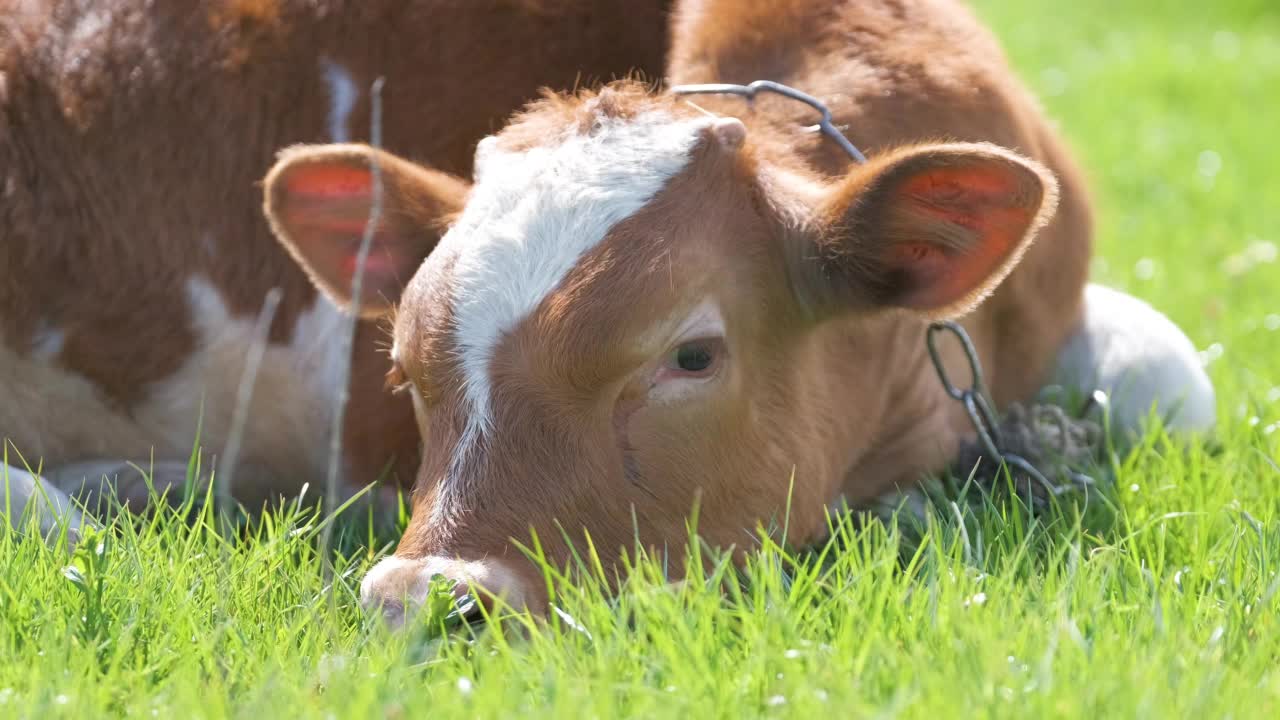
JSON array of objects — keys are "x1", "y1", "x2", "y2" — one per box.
[{"x1": 376, "y1": 597, "x2": 408, "y2": 629}]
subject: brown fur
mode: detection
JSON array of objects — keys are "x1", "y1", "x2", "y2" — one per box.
[{"x1": 0, "y1": 1, "x2": 672, "y2": 490}]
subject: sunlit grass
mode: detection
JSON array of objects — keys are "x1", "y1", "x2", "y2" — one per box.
[{"x1": 2, "y1": 1, "x2": 1278, "y2": 717}]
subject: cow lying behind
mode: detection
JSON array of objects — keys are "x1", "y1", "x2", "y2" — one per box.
[
  {"x1": 264, "y1": 0, "x2": 1216, "y2": 623},
  {"x1": 1, "y1": 1, "x2": 671, "y2": 535}
]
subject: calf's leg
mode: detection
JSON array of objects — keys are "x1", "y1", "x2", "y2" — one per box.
[
  {"x1": 33, "y1": 457, "x2": 401, "y2": 522},
  {"x1": 4, "y1": 454, "x2": 404, "y2": 551},
  {"x1": 2, "y1": 463, "x2": 92, "y2": 544},
  {"x1": 1049, "y1": 283, "x2": 1216, "y2": 439},
  {"x1": 42, "y1": 460, "x2": 195, "y2": 513}
]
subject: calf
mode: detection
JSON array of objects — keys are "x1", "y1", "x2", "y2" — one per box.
[
  {"x1": 0, "y1": 1, "x2": 671, "y2": 528},
  {"x1": 268, "y1": 0, "x2": 1217, "y2": 623}
]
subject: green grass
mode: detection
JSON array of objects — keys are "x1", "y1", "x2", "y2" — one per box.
[{"x1": 3, "y1": 0, "x2": 1280, "y2": 716}]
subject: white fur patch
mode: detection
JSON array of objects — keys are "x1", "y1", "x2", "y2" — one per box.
[
  {"x1": 141, "y1": 277, "x2": 350, "y2": 498},
  {"x1": 0, "y1": 279, "x2": 349, "y2": 506},
  {"x1": 321, "y1": 58, "x2": 358, "y2": 143},
  {"x1": 428, "y1": 111, "x2": 714, "y2": 478},
  {"x1": 361, "y1": 554, "x2": 527, "y2": 627},
  {"x1": 1051, "y1": 283, "x2": 1216, "y2": 437},
  {"x1": 2, "y1": 463, "x2": 90, "y2": 544}
]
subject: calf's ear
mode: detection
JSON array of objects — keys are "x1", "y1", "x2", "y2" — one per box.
[
  {"x1": 263, "y1": 143, "x2": 469, "y2": 317},
  {"x1": 798, "y1": 142, "x2": 1058, "y2": 320}
]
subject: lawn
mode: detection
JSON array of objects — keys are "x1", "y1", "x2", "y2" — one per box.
[{"x1": 3, "y1": 0, "x2": 1279, "y2": 717}]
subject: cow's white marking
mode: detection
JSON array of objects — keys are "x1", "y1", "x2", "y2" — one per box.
[
  {"x1": 321, "y1": 58, "x2": 358, "y2": 143},
  {"x1": 1, "y1": 463, "x2": 89, "y2": 543},
  {"x1": 68, "y1": 10, "x2": 110, "y2": 46},
  {"x1": 428, "y1": 111, "x2": 713, "y2": 487},
  {"x1": 471, "y1": 136, "x2": 500, "y2": 183},
  {"x1": 40, "y1": 459, "x2": 191, "y2": 502},
  {"x1": 146, "y1": 277, "x2": 349, "y2": 496},
  {"x1": 29, "y1": 319, "x2": 65, "y2": 361},
  {"x1": 361, "y1": 554, "x2": 528, "y2": 627},
  {"x1": 0, "y1": 279, "x2": 349, "y2": 506},
  {"x1": 1051, "y1": 283, "x2": 1216, "y2": 438}
]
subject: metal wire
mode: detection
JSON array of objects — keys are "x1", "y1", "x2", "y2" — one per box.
[{"x1": 669, "y1": 80, "x2": 869, "y2": 164}]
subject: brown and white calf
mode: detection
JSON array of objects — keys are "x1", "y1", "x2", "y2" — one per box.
[
  {"x1": 264, "y1": 0, "x2": 1213, "y2": 617},
  {"x1": 0, "y1": 1, "x2": 671, "y2": 534},
  {"x1": 264, "y1": 0, "x2": 1217, "y2": 621}
]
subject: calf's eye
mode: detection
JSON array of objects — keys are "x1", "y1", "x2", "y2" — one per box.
[
  {"x1": 664, "y1": 338, "x2": 723, "y2": 377},
  {"x1": 676, "y1": 344, "x2": 713, "y2": 372}
]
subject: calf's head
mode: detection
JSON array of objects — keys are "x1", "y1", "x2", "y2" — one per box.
[{"x1": 263, "y1": 84, "x2": 1058, "y2": 624}]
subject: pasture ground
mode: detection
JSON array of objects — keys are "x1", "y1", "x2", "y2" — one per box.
[{"x1": 3, "y1": 0, "x2": 1279, "y2": 716}]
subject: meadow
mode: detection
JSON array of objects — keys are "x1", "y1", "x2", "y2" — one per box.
[{"x1": 2, "y1": 0, "x2": 1278, "y2": 716}]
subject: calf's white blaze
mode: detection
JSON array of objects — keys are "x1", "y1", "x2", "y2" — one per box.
[{"x1": 428, "y1": 111, "x2": 715, "y2": 488}]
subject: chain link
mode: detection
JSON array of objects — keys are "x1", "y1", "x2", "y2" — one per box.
[{"x1": 927, "y1": 321, "x2": 1092, "y2": 498}]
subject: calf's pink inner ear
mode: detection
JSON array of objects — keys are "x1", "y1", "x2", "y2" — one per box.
[
  {"x1": 834, "y1": 146, "x2": 1054, "y2": 317},
  {"x1": 264, "y1": 146, "x2": 465, "y2": 316},
  {"x1": 276, "y1": 163, "x2": 409, "y2": 283},
  {"x1": 884, "y1": 161, "x2": 1045, "y2": 312}
]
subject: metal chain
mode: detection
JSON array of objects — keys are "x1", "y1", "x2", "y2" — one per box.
[
  {"x1": 926, "y1": 321, "x2": 1089, "y2": 498},
  {"x1": 669, "y1": 80, "x2": 869, "y2": 164}
]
